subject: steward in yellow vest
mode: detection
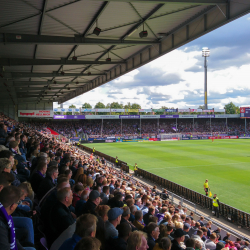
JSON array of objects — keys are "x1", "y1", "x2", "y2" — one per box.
[
  {"x1": 212, "y1": 194, "x2": 220, "y2": 218},
  {"x1": 134, "y1": 163, "x2": 138, "y2": 176}
]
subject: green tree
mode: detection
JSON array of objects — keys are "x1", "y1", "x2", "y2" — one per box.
[
  {"x1": 224, "y1": 102, "x2": 240, "y2": 114},
  {"x1": 155, "y1": 106, "x2": 167, "y2": 115},
  {"x1": 65, "y1": 104, "x2": 76, "y2": 115},
  {"x1": 54, "y1": 106, "x2": 61, "y2": 115},
  {"x1": 95, "y1": 102, "x2": 106, "y2": 115},
  {"x1": 82, "y1": 103, "x2": 92, "y2": 109},
  {"x1": 110, "y1": 102, "x2": 123, "y2": 115}
]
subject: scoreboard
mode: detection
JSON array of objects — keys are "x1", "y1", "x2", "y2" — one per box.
[{"x1": 240, "y1": 107, "x2": 250, "y2": 118}]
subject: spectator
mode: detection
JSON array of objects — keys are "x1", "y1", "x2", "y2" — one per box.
[
  {"x1": 234, "y1": 238, "x2": 242, "y2": 250},
  {"x1": 205, "y1": 233, "x2": 217, "y2": 250},
  {"x1": 171, "y1": 228, "x2": 185, "y2": 250},
  {"x1": 74, "y1": 236, "x2": 101, "y2": 250},
  {"x1": 75, "y1": 189, "x2": 89, "y2": 217},
  {"x1": 100, "y1": 186, "x2": 110, "y2": 205},
  {"x1": 0, "y1": 185, "x2": 30, "y2": 250},
  {"x1": 188, "y1": 222, "x2": 200, "y2": 237},
  {"x1": 127, "y1": 231, "x2": 149, "y2": 250},
  {"x1": 29, "y1": 161, "x2": 47, "y2": 194},
  {"x1": 191, "y1": 230, "x2": 205, "y2": 250},
  {"x1": 147, "y1": 222, "x2": 160, "y2": 250},
  {"x1": 105, "y1": 207, "x2": 123, "y2": 240},
  {"x1": 82, "y1": 190, "x2": 101, "y2": 215},
  {"x1": 59, "y1": 213, "x2": 97, "y2": 250},
  {"x1": 120, "y1": 206, "x2": 137, "y2": 231},
  {"x1": 72, "y1": 184, "x2": 84, "y2": 207},
  {"x1": 36, "y1": 166, "x2": 58, "y2": 200},
  {"x1": 45, "y1": 187, "x2": 75, "y2": 246},
  {"x1": 186, "y1": 238, "x2": 196, "y2": 250},
  {"x1": 144, "y1": 206, "x2": 155, "y2": 226},
  {"x1": 153, "y1": 237, "x2": 171, "y2": 250},
  {"x1": 133, "y1": 210, "x2": 145, "y2": 231},
  {"x1": 197, "y1": 217, "x2": 204, "y2": 227},
  {"x1": 183, "y1": 223, "x2": 190, "y2": 242}
]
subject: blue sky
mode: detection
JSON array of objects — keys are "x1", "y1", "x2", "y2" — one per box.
[{"x1": 60, "y1": 13, "x2": 250, "y2": 109}]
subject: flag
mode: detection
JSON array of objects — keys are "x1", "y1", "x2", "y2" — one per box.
[{"x1": 209, "y1": 191, "x2": 212, "y2": 197}]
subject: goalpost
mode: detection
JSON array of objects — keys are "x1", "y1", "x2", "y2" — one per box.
[{"x1": 160, "y1": 133, "x2": 182, "y2": 141}]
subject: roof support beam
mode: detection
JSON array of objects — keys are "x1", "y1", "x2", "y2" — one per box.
[
  {"x1": 95, "y1": 0, "x2": 226, "y2": 4},
  {"x1": 0, "y1": 34, "x2": 158, "y2": 45},
  {"x1": 2, "y1": 72, "x2": 105, "y2": 78},
  {"x1": 0, "y1": 81, "x2": 91, "y2": 86},
  {"x1": 0, "y1": 58, "x2": 126, "y2": 66}
]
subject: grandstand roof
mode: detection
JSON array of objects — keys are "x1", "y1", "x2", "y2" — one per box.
[{"x1": 0, "y1": 0, "x2": 249, "y2": 105}]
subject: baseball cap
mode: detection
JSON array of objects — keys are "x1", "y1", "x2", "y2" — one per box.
[
  {"x1": 184, "y1": 223, "x2": 191, "y2": 230},
  {"x1": 108, "y1": 207, "x2": 123, "y2": 221},
  {"x1": 174, "y1": 228, "x2": 185, "y2": 238},
  {"x1": 89, "y1": 190, "x2": 100, "y2": 201},
  {"x1": 216, "y1": 242, "x2": 225, "y2": 250}
]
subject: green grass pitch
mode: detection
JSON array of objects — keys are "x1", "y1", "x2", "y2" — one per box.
[{"x1": 84, "y1": 139, "x2": 250, "y2": 213}]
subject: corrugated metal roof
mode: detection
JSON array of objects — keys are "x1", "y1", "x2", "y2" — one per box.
[{"x1": 0, "y1": 0, "x2": 248, "y2": 104}]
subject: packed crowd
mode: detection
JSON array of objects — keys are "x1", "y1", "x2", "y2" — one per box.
[
  {"x1": 0, "y1": 113, "x2": 249, "y2": 250},
  {"x1": 34, "y1": 119, "x2": 250, "y2": 138}
]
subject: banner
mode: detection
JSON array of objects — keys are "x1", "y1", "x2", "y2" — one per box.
[
  {"x1": 85, "y1": 115, "x2": 119, "y2": 119},
  {"x1": 139, "y1": 109, "x2": 152, "y2": 112},
  {"x1": 53, "y1": 115, "x2": 85, "y2": 119},
  {"x1": 197, "y1": 115, "x2": 215, "y2": 118},
  {"x1": 95, "y1": 109, "x2": 110, "y2": 112},
  {"x1": 178, "y1": 109, "x2": 190, "y2": 112},
  {"x1": 214, "y1": 109, "x2": 225, "y2": 112},
  {"x1": 82, "y1": 109, "x2": 93, "y2": 112},
  {"x1": 160, "y1": 115, "x2": 179, "y2": 118},
  {"x1": 18, "y1": 110, "x2": 53, "y2": 118},
  {"x1": 111, "y1": 109, "x2": 124, "y2": 112},
  {"x1": 119, "y1": 115, "x2": 140, "y2": 119},
  {"x1": 165, "y1": 109, "x2": 177, "y2": 112},
  {"x1": 202, "y1": 109, "x2": 214, "y2": 112},
  {"x1": 179, "y1": 115, "x2": 197, "y2": 118},
  {"x1": 141, "y1": 115, "x2": 160, "y2": 119},
  {"x1": 125, "y1": 109, "x2": 138, "y2": 112},
  {"x1": 153, "y1": 109, "x2": 165, "y2": 112}
]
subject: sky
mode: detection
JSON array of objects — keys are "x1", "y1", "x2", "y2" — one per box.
[{"x1": 56, "y1": 13, "x2": 250, "y2": 110}]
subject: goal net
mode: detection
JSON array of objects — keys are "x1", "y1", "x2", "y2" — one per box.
[{"x1": 160, "y1": 133, "x2": 182, "y2": 141}]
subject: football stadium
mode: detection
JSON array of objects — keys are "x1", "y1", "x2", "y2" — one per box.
[{"x1": 0, "y1": 0, "x2": 250, "y2": 249}]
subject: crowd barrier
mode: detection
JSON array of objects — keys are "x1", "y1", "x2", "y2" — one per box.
[
  {"x1": 137, "y1": 168, "x2": 250, "y2": 229},
  {"x1": 78, "y1": 145, "x2": 130, "y2": 173}
]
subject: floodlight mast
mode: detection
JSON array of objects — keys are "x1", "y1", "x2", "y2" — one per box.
[{"x1": 202, "y1": 47, "x2": 210, "y2": 110}]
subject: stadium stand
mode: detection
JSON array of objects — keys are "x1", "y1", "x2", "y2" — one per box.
[{"x1": 0, "y1": 112, "x2": 249, "y2": 250}]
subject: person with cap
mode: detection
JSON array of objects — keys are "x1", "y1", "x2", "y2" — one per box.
[
  {"x1": 171, "y1": 228, "x2": 185, "y2": 250},
  {"x1": 183, "y1": 223, "x2": 190, "y2": 243},
  {"x1": 105, "y1": 207, "x2": 123, "y2": 240},
  {"x1": 147, "y1": 222, "x2": 160, "y2": 250},
  {"x1": 81, "y1": 190, "x2": 101, "y2": 216},
  {"x1": 191, "y1": 230, "x2": 206, "y2": 250}
]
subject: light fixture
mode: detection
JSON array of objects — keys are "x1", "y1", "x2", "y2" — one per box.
[
  {"x1": 106, "y1": 51, "x2": 111, "y2": 62},
  {"x1": 68, "y1": 87, "x2": 70, "y2": 90},
  {"x1": 45, "y1": 92, "x2": 47, "y2": 95},
  {"x1": 88, "y1": 72, "x2": 91, "y2": 75},
  {"x1": 72, "y1": 51, "x2": 77, "y2": 61},
  {"x1": 61, "y1": 66, "x2": 65, "y2": 75},
  {"x1": 48, "y1": 85, "x2": 51, "y2": 90},
  {"x1": 53, "y1": 81, "x2": 57, "y2": 84},
  {"x1": 93, "y1": 19, "x2": 101, "y2": 36},
  {"x1": 139, "y1": 23, "x2": 148, "y2": 38},
  {"x1": 76, "y1": 81, "x2": 79, "y2": 84}
]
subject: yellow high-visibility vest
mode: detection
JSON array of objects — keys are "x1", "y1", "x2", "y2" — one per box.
[
  {"x1": 204, "y1": 182, "x2": 209, "y2": 188},
  {"x1": 213, "y1": 197, "x2": 219, "y2": 207},
  {"x1": 115, "y1": 158, "x2": 118, "y2": 163},
  {"x1": 134, "y1": 165, "x2": 138, "y2": 171}
]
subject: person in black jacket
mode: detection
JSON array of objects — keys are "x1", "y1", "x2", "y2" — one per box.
[
  {"x1": 29, "y1": 161, "x2": 47, "y2": 194},
  {"x1": 9, "y1": 141, "x2": 29, "y2": 179},
  {"x1": 36, "y1": 166, "x2": 58, "y2": 200},
  {"x1": 171, "y1": 228, "x2": 185, "y2": 250},
  {"x1": 45, "y1": 187, "x2": 75, "y2": 247},
  {"x1": 0, "y1": 124, "x2": 8, "y2": 139},
  {"x1": 147, "y1": 222, "x2": 160, "y2": 250},
  {"x1": 143, "y1": 206, "x2": 155, "y2": 226},
  {"x1": 0, "y1": 186, "x2": 25, "y2": 250}
]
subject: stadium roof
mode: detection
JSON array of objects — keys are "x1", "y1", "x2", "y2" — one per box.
[{"x1": 0, "y1": 0, "x2": 249, "y2": 105}]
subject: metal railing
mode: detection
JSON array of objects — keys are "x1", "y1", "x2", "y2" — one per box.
[{"x1": 137, "y1": 168, "x2": 250, "y2": 229}]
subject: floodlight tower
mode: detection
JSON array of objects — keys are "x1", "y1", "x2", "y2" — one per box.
[{"x1": 202, "y1": 47, "x2": 210, "y2": 110}]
